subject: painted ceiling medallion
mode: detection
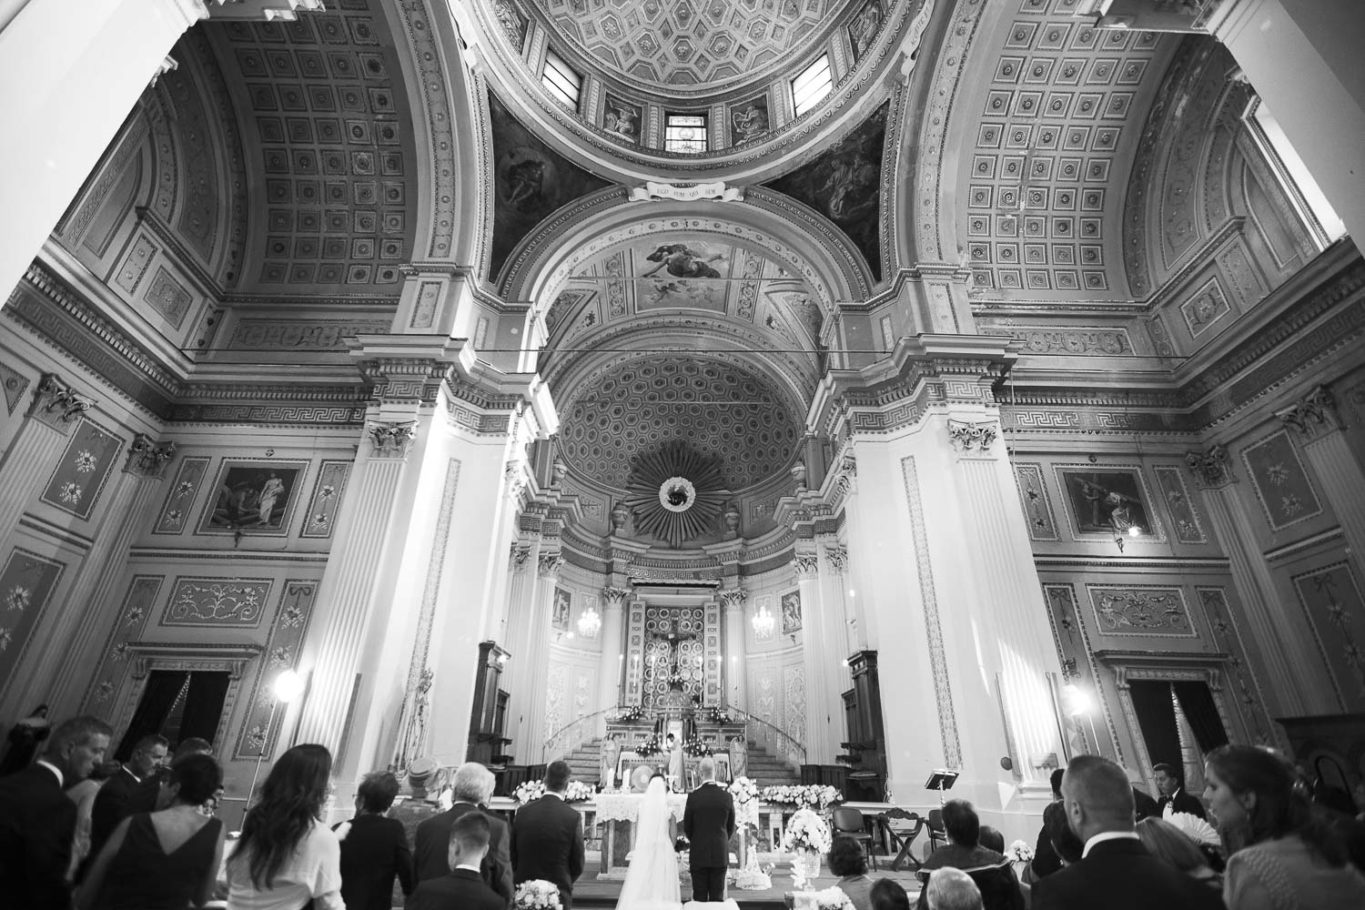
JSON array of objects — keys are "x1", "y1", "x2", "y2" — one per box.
[{"x1": 625, "y1": 441, "x2": 727, "y2": 548}]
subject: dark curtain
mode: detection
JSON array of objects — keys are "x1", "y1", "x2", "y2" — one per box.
[
  {"x1": 178, "y1": 672, "x2": 231, "y2": 746},
  {"x1": 1173, "y1": 681, "x2": 1229, "y2": 752},
  {"x1": 1128, "y1": 680, "x2": 1182, "y2": 770},
  {"x1": 116, "y1": 670, "x2": 187, "y2": 760}
]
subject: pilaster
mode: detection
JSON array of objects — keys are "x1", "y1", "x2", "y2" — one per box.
[
  {"x1": 719, "y1": 587, "x2": 747, "y2": 710},
  {"x1": 1277, "y1": 386, "x2": 1365, "y2": 581},
  {"x1": 0, "y1": 374, "x2": 96, "y2": 550},
  {"x1": 596, "y1": 586, "x2": 629, "y2": 735}
]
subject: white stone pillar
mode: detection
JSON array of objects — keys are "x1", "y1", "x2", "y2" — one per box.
[
  {"x1": 1185, "y1": 444, "x2": 1336, "y2": 715},
  {"x1": 1278, "y1": 386, "x2": 1365, "y2": 580},
  {"x1": 500, "y1": 537, "x2": 542, "y2": 760},
  {"x1": 0, "y1": 374, "x2": 95, "y2": 549},
  {"x1": 720, "y1": 589, "x2": 747, "y2": 711},
  {"x1": 795, "y1": 550, "x2": 839, "y2": 763},
  {"x1": 521, "y1": 552, "x2": 562, "y2": 761},
  {"x1": 0, "y1": 0, "x2": 211, "y2": 302},
  {"x1": 818, "y1": 539, "x2": 854, "y2": 736}
]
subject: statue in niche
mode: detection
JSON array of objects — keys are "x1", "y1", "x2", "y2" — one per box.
[
  {"x1": 722, "y1": 500, "x2": 741, "y2": 539},
  {"x1": 729, "y1": 735, "x2": 748, "y2": 780},
  {"x1": 600, "y1": 733, "x2": 621, "y2": 789}
]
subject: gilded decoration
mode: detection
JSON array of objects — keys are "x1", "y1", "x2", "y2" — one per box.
[
  {"x1": 124, "y1": 434, "x2": 176, "y2": 479},
  {"x1": 1086, "y1": 585, "x2": 1196, "y2": 638}
]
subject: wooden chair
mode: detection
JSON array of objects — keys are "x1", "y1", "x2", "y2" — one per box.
[
  {"x1": 831, "y1": 806, "x2": 878, "y2": 871},
  {"x1": 877, "y1": 807, "x2": 924, "y2": 871},
  {"x1": 926, "y1": 807, "x2": 949, "y2": 853}
]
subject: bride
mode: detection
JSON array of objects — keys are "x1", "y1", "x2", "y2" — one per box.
[{"x1": 617, "y1": 774, "x2": 682, "y2": 910}]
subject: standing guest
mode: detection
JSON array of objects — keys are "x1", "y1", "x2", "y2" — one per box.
[
  {"x1": 0, "y1": 715, "x2": 111, "y2": 909},
  {"x1": 88, "y1": 734, "x2": 169, "y2": 864},
  {"x1": 414, "y1": 761, "x2": 511, "y2": 903},
  {"x1": 67, "y1": 759, "x2": 121, "y2": 879},
  {"x1": 76, "y1": 754, "x2": 226, "y2": 909},
  {"x1": 408, "y1": 811, "x2": 504, "y2": 910},
  {"x1": 334, "y1": 770, "x2": 414, "y2": 910},
  {"x1": 829, "y1": 835, "x2": 875, "y2": 909},
  {"x1": 683, "y1": 755, "x2": 736, "y2": 902},
  {"x1": 511, "y1": 760, "x2": 585, "y2": 909},
  {"x1": 1156, "y1": 763, "x2": 1209, "y2": 819},
  {"x1": 1136, "y1": 817, "x2": 1222, "y2": 892},
  {"x1": 225, "y1": 743, "x2": 343, "y2": 910},
  {"x1": 1028, "y1": 768, "x2": 1066, "y2": 882},
  {"x1": 915, "y1": 799, "x2": 1023, "y2": 910},
  {"x1": 925, "y1": 867, "x2": 984, "y2": 910},
  {"x1": 870, "y1": 877, "x2": 913, "y2": 910},
  {"x1": 1031, "y1": 754, "x2": 1224, "y2": 910},
  {"x1": 0, "y1": 703, "x2": 51, "y2": 774},
  {"x1": 1041, "y1": 800, "x2": 1084, "y2": 867},
  {"x1": 1204, "y1": 744, "x2": 1365, "y2": 909},
  {"x1": 1133, "y1": 780, "x2": 1161, "y2": 822}
]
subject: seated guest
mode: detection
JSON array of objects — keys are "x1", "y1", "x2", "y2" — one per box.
[
  {"x1": 1029, "y1": 768, "x2": 1066, "y2": 882},
  {"x1": 1205, "y1": 744, "x2": 1365, "y2": 909},
  {"x1": 1136, "y1": 817, "x2": 1221, "y2": 892},
  {"x1": 1031, "y1": 754, "x2": 1223, "y2": 910},
  {"x1": 1042, "y1": 801, "x2": 1083, "y2": 867},
  {"x1": 925, "y1": 868, "x2": 984, "y2": 910},
  {"x1": 335, "y1": 771, "x2": 414, "y2": 910},
  {"x1": 829, "y1": 835, "x2": 875, "y2": 909},
  {"x1": 916, "y1": 799, "x2": 1023, "y2": 910},
  {"x1": 408, "y1": 811, "x2": 505, "y2": 910},
  {"x1": 979, "y1": 826, "x2": 1005, "y2": 854},
  {"x1": 1155, "y1": 763, "x2": 1208, "y2": 819},
  {"x1": 871, "y1": 878, "x2": 913, "y2": 910},
  {"x1": 76, "y1": 754, "x2": 226, "y2": 910}
]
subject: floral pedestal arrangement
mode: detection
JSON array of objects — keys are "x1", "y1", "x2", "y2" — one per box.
[
  {"x1": 782, "y1": 807, "x2": 833, "y2": 890},
  {"x1": 791, "y1": 850, "x2": 823, "y2": 890}
]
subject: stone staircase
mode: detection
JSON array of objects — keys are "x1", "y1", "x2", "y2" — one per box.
[{"x1": 563, "y1": 737, "x2": 801, "y2": 787}]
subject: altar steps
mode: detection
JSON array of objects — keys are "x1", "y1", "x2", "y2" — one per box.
[{"x1": 563, "y1": 738, "x2": 802, "y2": 787}]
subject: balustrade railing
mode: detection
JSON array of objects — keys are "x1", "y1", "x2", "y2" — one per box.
[{"x1": 725, "y1": 705, "x2": 807, "y2": 768}]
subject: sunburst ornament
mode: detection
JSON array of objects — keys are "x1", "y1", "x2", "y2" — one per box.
[{"x1": 625, "y1": 441, "x2": 728, "y2": 548}]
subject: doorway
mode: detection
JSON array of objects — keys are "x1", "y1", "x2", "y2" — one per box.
[{"x1": 115, "y1": 670, "x2": 230, "y2": 760}]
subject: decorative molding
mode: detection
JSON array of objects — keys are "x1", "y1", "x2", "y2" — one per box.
[
  {"x1": 368, "y1": 420, "x2": 418, "y2": 458},
  {"x1": 602, "y1": 586, "x2": 631, "y2": 609},
  {"x1": 1185, "y1": 444, "x2": 1234, "y2": 489},
  {"x1": 0, "y1": 363, "x2": 30, "y2": 415},
  {"x1": 28, "y1": 373, "x2": 93, "y2": 430},
  {"x1": 1086, "y1": 585, "x2": 1197, "y2": 638},
  {"x1": 1013, "y1": 463, "x2": 1059, "y2": 541},
  {"x1": 824, "y1": 544, "x2": 848, "y2": 575},
  {"x1": 153, "y1": 457, "x2": 210, "y2": 534},
  {"x1": 1275, "y1": 385, "x2": 1340, "y2": 440},
  {"x1": 538, "y1": 552, "x2": 564, "y2": 577},
  {"x1": 124, "y1": 434, "x2": 176, "y2": 478},
  {"x1": 160, "y1": 578, "x2": 273, "y2": 628},
  {"x1": 1241, "y1": 430, "x2": 1323, "y2": 531},
  {"x1": 1153, "y1": 464, "x2": 1206, "y2": 544},
  {"x1": 946, "y1": 418, "x2": 998, "y2": 454},
  {"x1": 40, "y1": 419, "x2": 124, "y2": 520},
  {"x1": 627, "y1": 181, "x2": 744, "y2": 203},
  {"x1": 510, "y1": 543, "x2": 534, "y2": 572},
  {"x1": 123, "y1": 641, "x2": 262, "y2": 681},
  {"x1": 719, "y1": 588, "x2": 747, "y2": 611},
  {"x1": 232, "y1": 581, "x2": 318, "y2": 760},
  {"x1": 299, "y1": 460, "x2": 351, "y2": 539}
]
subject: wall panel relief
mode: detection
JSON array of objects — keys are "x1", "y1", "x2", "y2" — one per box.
[
  {"x1": 0, "y1": 550, "x2": 66, "y2": 691},
  {"x1": 299, "y1": 460, "x2": 351, "y2": 539},
  {"x1": 1152, "y1": 465, "x2": 1206, "y2": 544},
  {"x1": 153, "y1": 457, "x2": 209, "y2": 534},
  {"x1": 83, "y1": 576, "x2": 161, "y2": 715},
  {"x1": 1042, "y1": 582, "x2": 1114, "y2": 760},
  {"x1": 160, "y1": 578, "x2": 273, "y2": 628},
  {"x1": 1241, "y1": 431, "x2": 1322, "y2": 531},
  {"x1": 39, "y1": 418, "x2": 124, "y2": 520},
  {"x1": 783, "y1": 664, "x2": 807, "y2": 750},
  {"x1": 1196, "y1": 587, "x2": 1278, "y2": 747},
  {"x1": 1292, "y1": 563, "x2": 1365, "y2": 709},
  {"x1": 1014, "y1": 463, "x2": 1060, "y2": 540},
  {"x1": 1087, "y1": 585, "x2": 1196, "y2": 637},
  {"x1": 233, "y1": 581, "x2": 318, "y2": 759},
  {"x1": 0, "y1": 363, "x2": 31, "y2": 415}
]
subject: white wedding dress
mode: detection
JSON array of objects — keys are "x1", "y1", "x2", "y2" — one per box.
[{"x1": 616, "y1": 777, "x2": 682, "y2": 910}]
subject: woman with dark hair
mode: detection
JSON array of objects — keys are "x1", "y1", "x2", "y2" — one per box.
[
  {"x1": 1135, "y1": 817, "x2": 1221, "y2": 891},
  {"x1": 870, "y1": 877, "x2": 912, "y2": 910},
  {"x1": 77, "y1": 754, "x2": 226, "y2": 909},
  {"x1": 226, "y1": 743, "x2": 343, "y2": 910},
  {"x1": 333, "y1": 770, "x2": 414, "y2": 910},
  {"x1": 828, "y1": 835, "x2": 874, "y2": 909},
  {"x1": 1204, "y1": 744, "x2": 1365, "y2": 909}
]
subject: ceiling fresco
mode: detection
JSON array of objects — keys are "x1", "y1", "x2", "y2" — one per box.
[{"x1": 529, "y1": 0, "x2": 853, "y2": 91}]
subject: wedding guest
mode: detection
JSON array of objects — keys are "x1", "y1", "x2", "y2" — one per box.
[
  {"x1": 88, "y1": 734, "x2": 169, "y2": 865},
  {"x1": 871, "y1": 877, "x2": 913, "y2": 910},
  {"x1": 1156, "y1": 763, "x2": 1208, "y2": 819},
  {"x1": 76, "y1": 754, "x2": 225, "y2": 909},
  {"x1": 511, "y1": 760, "x2": 585, "y2": 909},
  {"x1": 1204, "y1": 744, "x2": 1365, "y2": 909},
  {"x1": 335, "y1": 771, "x2": 414, "y2": 910},
  {"x1": 415, "y1": 761, "x2": 512, "y2": 903},
  {"x1": 1136, "y1": 817, "x2": 1222, "y2": 891},
  {"x1": 829, "y1": 835, "x2": 875, "y2": 909},
  {"x1": 225, "y1": 743, "x2": 343, "y2": 910},
  {"x1": 0, "y1": 703, "x2": 51, "y2": 775},
  {"x1": 979, "y1": 826, "x2": 1005, "y2": 854},
  {"x1": 408, "y1": 811, "x2": 504, "y2": 910},
  {"x1": 916, "y1": 799, "x2": 1022, "y2": 910},
  {"x1": 67, "y1": 759, "x2": 121, "y2": 879},
  {"x1": 1028, "y1": 768, "x2": 1066, "y2": 882},
  {"x1": 0, "y1": 715, "x2": 111, "y2": 909},
  {"x1": 1042, "y1": 801, "x2": 1083, "y2": 867},
  {"x1": 925, "y1": 867, "x2": 984, "y2": 910}
]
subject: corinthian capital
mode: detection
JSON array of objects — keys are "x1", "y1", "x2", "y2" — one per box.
[
  {"x1": 124, "y1": 434, "x2": 176, "y2": 478},
  {"x1": 946, "y1": 418, "x2": 998, "y2": 454},
  {"x1": 1276, "y1": 386, "x2": 1339, "y2": 440},
  {"x1": 720, "y1": 588, "x2": 747, "y2": 611},
  {"x1": 538, "y1": 552, "x2": 564, "y2": 577},
  {"x1": 602, "y1": 586, "x2": 630, "y2": 609},
  {"x1": 30, "y1": 373, "x2": 92, "y2": 431},
  {"x1": 1185, "y1": 445, "x2": 1234, "y2": 489},
  {"x1": 368, "y1": 420, "x2": 418, "y2": 458},
  {"x1": 825, "y1": 544, "x2": 849, "y2": 575},
  {"x1": 793, "y1": 552, "x2": 820, "y2": 577}
]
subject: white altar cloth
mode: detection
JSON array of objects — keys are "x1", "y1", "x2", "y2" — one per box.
[{"x1": 595, "y1": 790, "x2": 689, "y2": 823}]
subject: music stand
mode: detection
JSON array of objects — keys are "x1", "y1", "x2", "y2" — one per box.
[{"x1": 924, "y1": 769, "x2": 960, "y2": 806}]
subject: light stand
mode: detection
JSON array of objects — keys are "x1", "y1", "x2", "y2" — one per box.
[{"x1": 244, "y1": 669, "x2": 305, "y2": 827}]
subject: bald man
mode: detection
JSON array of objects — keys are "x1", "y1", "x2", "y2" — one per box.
[{"x1": 1031, "y1": 756, "x2": 1224, "y2": 910}]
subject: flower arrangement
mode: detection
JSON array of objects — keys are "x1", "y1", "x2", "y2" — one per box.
[
  {"x1": 782, "y1": 807, "x2": 833, "y2": 855},
  {"x1": 563, "y1": 780, "x2": 595, "y2": 802},
  {"x1": 683, "y1": 736, "x2": 712, "y2": 757},
  {"x1": 729, "y1": 775, "x2": 760, "y2": 829},
  {"x1": 732, "y1": 852, "x2": 772, "y2": 891},
  {"x1": 514, "y1": 779, "x2": 595, "y2": 804},
  {"x1": 811, "y1": 886, "x2": 856, "y2": 909},
  {"x1": 761, "y1": 784, "x2": 843, "y2": 809},
  {"x1": 514, "y1": 879, "x2": 562, "y2": 909},
  {"x1": 703, "y1": 706, "x2": 733, "y2": 725},
  {"x1": 1007, "y1": 839, "x2": 1034, "y2": 864},
  {"x1": 635, "y1": 733, "x2": 662, "y2": 758},
  {"x1": 613, "y1": 704, "x2": 647, "y2": 723}
]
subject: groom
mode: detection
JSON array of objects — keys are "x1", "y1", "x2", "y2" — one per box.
[
  {"x1": 683, "y1": 756, "x2": 735, "y2": 902},
  {"x1": 511, "y1": 760, "x2": 585, "y2": 909}
]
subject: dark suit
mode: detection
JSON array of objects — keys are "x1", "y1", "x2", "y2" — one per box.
[
  {"x1": 1157, "y1": 788, "x2": 1207, "y2": 819},
  {"x1": 683, "y1": 780, "x2": 735, "y2": 901},
  {"x1": 511, "y1": 794, "x2": 585, "y2": 910},
  {"x1": 336, "y1": 814, "x2": 415, "y2": 910},
  {"x1": 1031, "y1": 837, "x2": 1226, "y2": 910},
  {"x1": 1030, "y1": 823, "x2": 1061, "y2": 879},
  {"x1": 415, "y1": 802, "x2": 512, "y2": 905},
  {"x1": 1132, "y1": 786, "x2": 1160, "y2": 821},
  {"x1": 407, "y1": 867, "x2": 505, "y2": 910},
  {"x1": 0, "y1": 763, "x2": 78, "y2": 909},
  {"x1": 88, "y1": 766, "x2": 145, "y2": 862}
]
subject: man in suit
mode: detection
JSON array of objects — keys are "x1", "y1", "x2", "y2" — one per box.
[
  {"x1": 0, "y1": 715, "x2": 112, "y2": 909},
  {"x1": 511, "y1": 760, "x2": 585, "y2": 909},
  {"x1": 1154, "y1": 762, "x2": 1208, "y2": 819},
  {"x1": 408, "y1": 810, "x2": 505, "y2": 910},
  {"x1": 87, "y1": 732, "x2": 168, "y2": 864},
  {"x1": 415, "y1": 761, "x2": 511, "y2": 905},
  {"x1": 1028, "y1": 768, "x2": 1065, "y2": 882},
  {"x1": 683, "y1": 756, "x2": 735, "y2": 902},
  {"x1": 1032, "y1": 755, "x2": 1225, "y2": 910}
]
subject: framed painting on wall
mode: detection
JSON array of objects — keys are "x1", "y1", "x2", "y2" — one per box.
[
  {"x1": 1055, "y1": 465, "x2": 1159, "y2": 541},
  {"x1": 197, "y1": 460, "x2": 308, "y2": 536},
  {"x1": 781, "y1": 590, "x2": 802, "y2": 635},
  {"x1": 552, "y1": 586, "x2": 571, "y2": 631}
]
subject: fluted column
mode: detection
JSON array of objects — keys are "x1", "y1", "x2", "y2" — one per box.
[
  {"x1": 521, "y1": 552, "x2": 562, "y2": 760},
  {"x1": 499, "y1": 537, "x2": 541, "y2": 759},
  {"x1": 1278, "y1": 386, "x2": 1365, "y2": 580},
  {"x1": 595, "y1": 587, "x2": 628, "y2": 735},
  {"x1": 817, "y1": 539, "x2": 854, "y2": 740},
  {"x1": 794, "y1": 550, "x2": 838, "y2": 762},
  {"x1": 0, "y1": 374, "x2": 95, "y2": 549},
  {"x1": 720, "y1": 588, "x2": 747, "y2": 711},
  {"x1": 1186, "y1": 444, "x2": 1337, "y2": 714},
  {"x1": 830, "y1": 454, "x2": 875, "y2": 649}
]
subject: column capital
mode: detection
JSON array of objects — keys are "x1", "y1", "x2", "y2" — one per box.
[
  {"x1": 123, "y1": 434, "x2": 176, "y2": 478},
  {"x1": 29, "y1": 373, "x2": 93, "y2": 432},
  {"x1": 824, "y1": 543, "x2": 849, "y2": 575},
  {"x1": 793, "y1": 552, "x2": 820, "y2": 578},
  {"x1": 367, "y1": 420, "x2": 419, "y2": 458},
  {"x1": 946, "y1": 418, "x2": 999, "y2": 455},
  {"x1": 1185, "y1": 444, "x2": 1236, "y2": 489},
  {"x1": 719, "y1": 588, "x2": 747, "y2": 611},
  {"x1": 602, "y1": 586, "x2": 631, "y2": 609},
  {"x1": 1276, "y1": 385, "x2": 1341, "y2": 441},
  {"x1": 831, "y1": 450, "x2": 857, "y2": 497},
  {"x1": 510, "y1": 542, "x2": 535, "y2": 573},
  {"x1": 538, "y1": 552, "x2": 564, "y2": 578}
]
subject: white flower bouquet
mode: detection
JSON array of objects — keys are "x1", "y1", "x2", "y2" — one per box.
[
  {"x1": 762, "y1": 784, "x2": 843, "y2": 809},
  {"x1": 732, "y1": 852, "x2": 772, "y2": 891},
  {"x1": 782, "y1": 807, "x2": 833, "y2": 854},
  {"x1": 513, "y1": 780, "x2": 546, "y2": 804},
  {"x1": 514, "y1": 879, "x2": 562, "y2": 909},
  {"x1": 1007, "y1": 839, "x2": 1034, "y2": 864},
  {"x1": 729, "y1": 775, "x2": 759, "y2": 807},
  {"x1": 812, "y1": 886, "x2": 856, "y2": 909},
  {"x1": 563, "y1": 780, "x2": 595, "y2": 802}
]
